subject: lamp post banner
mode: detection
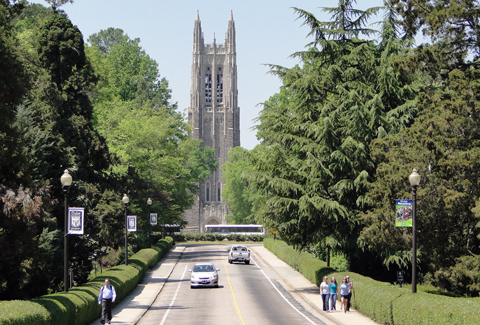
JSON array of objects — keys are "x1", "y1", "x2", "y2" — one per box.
[
  {"x1": 150, "y1": 213, "x2": 157, "y2": 225},
  {"x1": 68, "y1": 207, "x2": 84, "y2": 235},
  {"x1": 127, "y1": 215, "x2": 137, "y2": 232},
  {"x1": 395, "y1": 199, "x2": 413, "y2": 227}
]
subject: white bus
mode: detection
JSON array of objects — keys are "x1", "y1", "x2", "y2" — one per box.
[{"x1": 204, "y1": 224, "x2": 265, "y2": 235}]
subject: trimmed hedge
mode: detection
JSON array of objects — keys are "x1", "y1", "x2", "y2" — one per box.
[
  {"x1": 264, "y1": 238, "x2": 480, "y2": 325},
  {"x1": 0, "y1": 237, "x2": 173, "y2": 325},
  {"x1": 264, "y1": 237, "x2": 334, "y2": 286},
  {"x1": 175, "y1": 233, "x2": 264, "y2": 242}
]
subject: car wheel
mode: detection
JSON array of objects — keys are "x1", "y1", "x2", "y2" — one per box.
[
  {"x1": 228, "y1": 260, "x2": 232, "y2": 264},
  {"x1": 245, "y1": 260, "x2": 250, "y2": 265}
]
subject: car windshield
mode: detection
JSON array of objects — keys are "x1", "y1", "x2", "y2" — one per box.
[{"x1": 193, "y1": 265, "x2": 214, "y2": 272}]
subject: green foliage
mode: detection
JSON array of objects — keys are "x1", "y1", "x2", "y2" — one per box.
[
  {"x1": 434, "y1": 255, "x2": 480, "y2": 297},
  {"x1": 87, "y1": 30, "x2": 217, "y2": 225},
  {"x1": 222, "y1": 146, "x2": 265, "y2": 224},
  {"x1": 267, "y1": 238, "x2": 480, "y2": 325},
  {"x1": 174, "y1": 233, "x2": 264, "y2": 242},
  {"x1": 360, "y1": 67, "x2": 480, "y2": 292},
  {"x1": 247, "y1": 1, "x2": 417, "y2": 268},
  {"x1": 0, "y1": 237, "x2": 172, "y2": 325},
  {"x1": 264, "y1": 238, "x2": 333, "y2": 286},
  {"x1": 87, "y1": 27, "x2": 124, "y2": 56},
  {"x1": 392, "y1": 293, "x2": 480, "y2": 325},
  {"x1": 390, "y1": 0, "x2": 480, "y2": 64},
  {"x1": 0, "y1": 300, "x2": 52, "y2": 324},
  {"x1": 221, "y1": 146, "x2": 256, "y2": 224}
]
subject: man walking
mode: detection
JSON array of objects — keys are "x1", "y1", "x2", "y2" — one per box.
[{"x1": 98, "y1": 278, "x2": 116, "y2": 324}]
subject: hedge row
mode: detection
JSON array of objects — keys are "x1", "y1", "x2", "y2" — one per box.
[
  {"x1": 264, "y1": 237, "x2": 480, "y2": 325},
  {"x1": 0, "y1": 237, "x2": 174, "y2": 325},
  {"x1": 263, "y1": 237, "x2": 334, "y2": 286},
  {"x1": 175, "y1": 233, "x2": 264, "y2": 242}
]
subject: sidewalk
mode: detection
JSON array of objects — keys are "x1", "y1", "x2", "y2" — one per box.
[
  {"x1": 92, "y1": 244, "x2": 379, "y2": 325},
  {"x1": 91, "y1": 245, "x2": 186, "y2": 325},
  {"x1": 250, "y1": 245, "x2": 380, "y2": 325}
]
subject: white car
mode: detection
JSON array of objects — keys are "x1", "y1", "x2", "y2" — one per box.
[
  {"x1": 189, "y1": 263, "x2": 220, "y2": 288},
  {"x1": 228, "y1": 245, "x2": 250, "y2": 264}
]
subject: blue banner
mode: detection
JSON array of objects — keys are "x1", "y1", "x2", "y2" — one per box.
[
  {"x1": 150, "y1": 213, "x2": 157, "y2": 225},
  {"x1": 127, "y1": 215, "x2": 137, "y2": 232},
  {"x1": 68, "y1": 207, "x2": 84, "y2": 235}
]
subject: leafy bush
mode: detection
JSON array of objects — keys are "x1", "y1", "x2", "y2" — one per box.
[
  {"x1": 264, "y1": 238, "x2": 333, "y2": 286},
  {"x1": 265, "y1": 238, "x2": 480, "y2": 325},
  {"x1": 0, "y1": 237, "x2": 173, "y2": 325}
]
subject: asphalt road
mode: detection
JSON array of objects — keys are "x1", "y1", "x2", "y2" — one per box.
[{"x1": 136, "y1": 244, "x2": 327, "y2": 325}]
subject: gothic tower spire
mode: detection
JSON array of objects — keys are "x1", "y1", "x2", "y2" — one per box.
[
  {"x1": 184, "y1": 11, "x2": 240, "y2": 233},
  {"x1": 193, "y1": 10, "x2": 203, "y2": 53}
]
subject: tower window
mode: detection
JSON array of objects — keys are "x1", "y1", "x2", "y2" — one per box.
[
  {"x1": 205, "y1": 67, "x2": 212, "y2": 103},
  {"x1": 206, "y1": 182, "x2": 210, "y2": 202},
  {"x1": 217, "y1": 182, "x2": 222, "y2": 201},
  {"x1": 216, "y1": 67, "x2": 223, "y2": 103}
]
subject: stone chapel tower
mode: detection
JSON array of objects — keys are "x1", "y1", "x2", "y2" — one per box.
[{"x1": 183, "y1": 11, "x2": 240, "y2": 233}]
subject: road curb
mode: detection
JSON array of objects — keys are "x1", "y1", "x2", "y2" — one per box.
[
  {"x1": 131, "y1": 245, "x2": 185, "y2": 324},
  {"x1": 250, "y1": 246, "x2": 342, "y2": 325}
]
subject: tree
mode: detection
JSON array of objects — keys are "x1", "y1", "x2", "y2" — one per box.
[
  {"x1": 222, "y1": 146, "x2": 255, "y2": 224},
  {"x1": 247, "y1": 1, "x2": 417, "y2": 267},
  {"x1": 87, "y1": 29, "x2": 217, "y2": 227},
  {"x1": 87, "y1": 27, "x2": 125, "y2": 56},
  {"x1": 360, "y1": 66, "x2": 480, "y2": 292},
  {"x1": 0, "y1": 0, "x2": 28, "y2": 185},
  {"x1": 390, "y1": 0, "x2": 480, "y2": 60}
]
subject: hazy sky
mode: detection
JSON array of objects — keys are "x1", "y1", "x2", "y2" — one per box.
[{"x1": 29, "y1": 0, "x2": 387, "y2": 150}]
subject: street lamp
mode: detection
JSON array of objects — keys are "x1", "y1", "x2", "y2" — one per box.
[
  {"x1": 147, "y1": 198, "x2": 152, "y2": 248},
  {"x1": 409, "y1": 168, "x2": 421, "y2": 293},
  {"x1": 122, "y1": 194, "x2": 129, "y2": 266},
  {"x1": 61, "y1": 169, "x2": 72, "y2": 292}
]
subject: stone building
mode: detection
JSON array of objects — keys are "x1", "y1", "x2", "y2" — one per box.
[{"x1": 183, "y1": 11, "x2": 240, "y2": 233}]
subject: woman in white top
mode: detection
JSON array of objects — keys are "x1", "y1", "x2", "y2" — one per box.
[{"x1": 320, "y1": 276, "x2": 330, "y2": 312}]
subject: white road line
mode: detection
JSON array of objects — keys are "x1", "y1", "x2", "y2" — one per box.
[
  {"x1": 251, "y1": 256, "x2": 317, "y2": 325},
  {"x1": 159, "y1": 264, "x2": 187, "y2": 325}
]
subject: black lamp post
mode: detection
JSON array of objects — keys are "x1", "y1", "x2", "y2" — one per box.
[
  {"x1": 409, "y1": 168, "x2": 421, "y2": 293},
  {"x1": 122, "y1": 194, "x2": 129, "y2": 266},
  {"x1": 147, "y1": 198, "x2": 152, "y2": 248},
  {"x1": 61, "y1": 169, "x2": 72, "y2": 292}
]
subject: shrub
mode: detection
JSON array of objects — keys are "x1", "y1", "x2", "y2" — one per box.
[
  {"x1": 0, "y1": 237, "x2": 173, "y2": 325},
  {"x1": 265, "y1": 238, "x2": 480, "y2": 325}
]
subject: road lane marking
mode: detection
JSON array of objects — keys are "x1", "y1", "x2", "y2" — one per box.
[
  {"x1": 223, "y1": 260, "x2": 247, "y2": 325},
  {"x1": 159, "y1": 265, "x2": 187, "y2": 325},
  {"x1": 251, "y1": 256, "x2": 317, "y2": 325}
]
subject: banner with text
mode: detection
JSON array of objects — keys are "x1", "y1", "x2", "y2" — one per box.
[
  {"x1": 395, "y1": 199, "x2": 413, "y2": 227},
  {"x1": 68, "y1": 207, "x2": 84, "y2": 235},
  {"x1": 150, "y1": 213, "x2": 157, "y2": 225},
  {"x1": 127, "y1": 215, "x2": 137, "y2": 232}
]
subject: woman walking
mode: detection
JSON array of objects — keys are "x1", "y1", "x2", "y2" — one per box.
[
  {"x1": 320, "y1": 276, "x2": 330, "y2": 312},
  {"x1": 346, "y1": 275, "x2": 353, "y2": 311},
  {"x1": 340, "y1": 278, "x2": 350, "y2": 313},
  {"x1": 329, "y1": 277, "x2": 338, "y2": 311}
]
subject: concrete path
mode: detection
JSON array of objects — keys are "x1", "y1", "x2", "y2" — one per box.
[
  {"x1": 92, "y1": 244, "x2": 380, "y2": 325},
  {"x1": 250, "y1": 245, "x2": 380, "y2": 325}
]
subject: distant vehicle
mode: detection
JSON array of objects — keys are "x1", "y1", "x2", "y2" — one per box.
[
  {"x1": 204, "y1": 224, "x2": 265, "y2": 235},
  {"x1": 228, "y1": 245, "x2": 250, "y2": 264},
  {"x1": 189, "y1": 263, "x2": 220, "y2": 288}
]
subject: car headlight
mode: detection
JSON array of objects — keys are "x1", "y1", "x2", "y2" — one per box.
[{"x1": 211, "y1": 272, "x2": 218, "y2": 279}]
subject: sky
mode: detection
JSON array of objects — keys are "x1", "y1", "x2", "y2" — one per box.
[{"x1": 29, "y1": 0, "x2": 387, "y2": 150}]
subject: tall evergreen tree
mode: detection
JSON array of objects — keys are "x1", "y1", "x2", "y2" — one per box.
[{"x1": 247, "y1": 1, "x2": 417, "y2": 271}]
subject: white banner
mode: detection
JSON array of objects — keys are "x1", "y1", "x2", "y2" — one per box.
[
  {"x1": 127, "y1": 215, "x2": 137, "y2": 232},
  {"x1": 68, "y1": 207, "x2": 84, "y2": 235},
  {"x1": 150, "y1": 213, "x2": 157, "y2": 225}
]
